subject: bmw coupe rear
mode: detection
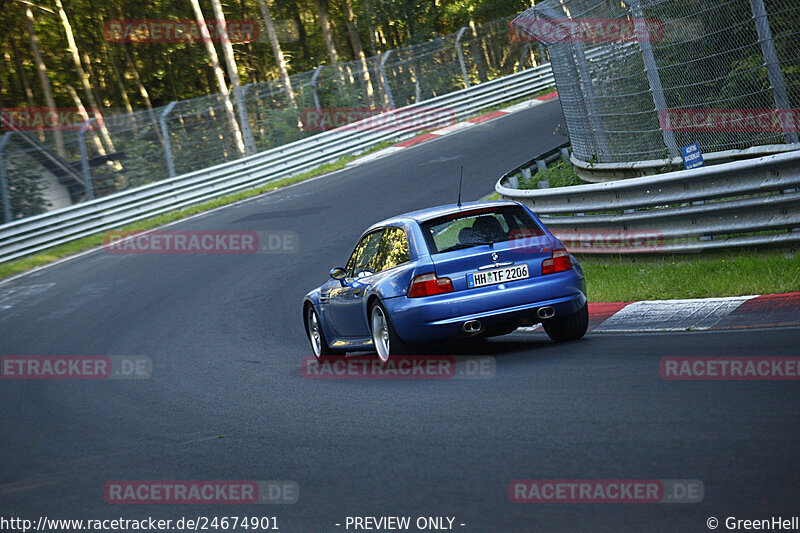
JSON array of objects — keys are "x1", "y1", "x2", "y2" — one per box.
[{"x1": 303, "y1": 200, "x2": 588, "y2": 361}]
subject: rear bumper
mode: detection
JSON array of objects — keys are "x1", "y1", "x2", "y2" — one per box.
[{"x1": 383, "y1": 270, "x2": 586, "y2": 343}]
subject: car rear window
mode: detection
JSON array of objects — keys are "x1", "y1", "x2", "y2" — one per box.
[{"x1": 420, "y1": 205, "x2": 545, "y2": 254}]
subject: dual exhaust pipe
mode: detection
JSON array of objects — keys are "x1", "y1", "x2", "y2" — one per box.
[
  {"x1": 537, "y1": 306, "x2": 555, "y2": 319},
  {"x1": 463, "y1": 320, "x2": 482, "y2": 334},
  {"x1": 461, "y1": 307, "x2": 555, "y2": 334}
]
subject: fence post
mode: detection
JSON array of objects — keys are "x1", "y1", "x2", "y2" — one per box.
[
  {"x1": 371, "y1": 56, "x2": 387, "y2": 110},
  {"x1": 240, "y1": 83, "x2": 259, "y2": 148},
  {"x1": 749, "y1": 0, "x2": 799, "y2": 144},
  {"x1": 234, "y1": 84, "x2": 255, "y2": 156},
  {"x1": 380, "y1": 51, "x2": 395, "y2": 109},
  {"x1": 538, "y1": 43, "x2": 549, "y2": 64},
  {"x1": 517, "y1": 43, "x2": 532, "y2": 72},
  {"x1": 78, "y1": 118, "x2": 95, "y2": 201},
  {"x1": 160, "y1": 101, "x2": 178, "y2": 179},
  {"x1": 455, "y1": 27, "x2": 471, "y2": 88},
  {"x1": 0, "y1": 132, "x2": 12, "y2": 223},
  {"x1": 629, "y1": 0, "x2": 681, "y2": 159},
  {"x1": 311, "y1": 65, "x2": 325, "y2": 131}
]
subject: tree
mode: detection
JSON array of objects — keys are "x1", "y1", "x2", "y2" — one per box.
[
  {"x1": 315, "y1": 0, "x2": 346, "y2": 85},
  {"x1": 9, "y1": 39, "x2": 36, "y2": 116},
  {"x1": 25, "y1": 6, "x2": 66, "y2": 157},
  {"x1": 189, "y1": 0, "x2": 246, "y2": 156},
  {"x1": 342, "y1": 0, "x2": 375, "y2": 106},
  {"x1": 66, "y1": 84, "x2": 107, "y2": 158},
  {"x1": 209, "y1": 0, "x2": 256, "y2": 152},
  {"x1": 361, "y1": 0, "x2": 380, "y2": 55},
  {"x1": 54, "y1": 0, "x2": 116, "y2": 156},
  {"x1": 257, "y1": 0, "x2": 297, "y2": 107}
]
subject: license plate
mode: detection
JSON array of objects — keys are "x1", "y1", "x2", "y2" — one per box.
[{"x1": 467, "y1": 264, "x2": 529, "y2": 288}]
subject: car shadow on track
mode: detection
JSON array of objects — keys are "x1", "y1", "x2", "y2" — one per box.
[{"x1": 345, "y1": 332, "x2": 591, "y2": 359}]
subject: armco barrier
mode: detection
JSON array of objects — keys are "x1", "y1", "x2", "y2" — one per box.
[{"x1": 497, "y1": 150, "x2": 800, "y2": 253}]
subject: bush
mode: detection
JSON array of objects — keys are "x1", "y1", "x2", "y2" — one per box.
[
  {"x1": 518, "y1": 160, "x2": 582, "y2": 189},
  {"x1": 7, "y1": 167, "x2": 51, "y2": 219}
]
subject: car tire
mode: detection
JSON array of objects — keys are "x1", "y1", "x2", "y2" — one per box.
[
  {"x1": 370, "y1": 301, "x2": 410, "y2": 362},
  {"x1": 306, "y1": 305, "x2": 335, "y2": 359},
  {"x1": 542, "y1": 302, "x2": 589, "y2": 342}
]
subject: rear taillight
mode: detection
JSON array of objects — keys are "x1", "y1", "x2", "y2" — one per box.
[
  {"x1": 408, "y1": 273, "x2": 453, "y2": 298},
  {"x1": 541, "y1": 249, "x2": 572, "y2": 275}
]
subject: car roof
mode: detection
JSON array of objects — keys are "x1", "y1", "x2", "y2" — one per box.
[{"x1": 366, "y1": 200, "x2": 522, "y2": 232}]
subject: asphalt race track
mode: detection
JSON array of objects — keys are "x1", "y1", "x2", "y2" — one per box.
[{"x1": 1, "y1": 100, "x2": 799, "y2": 532}]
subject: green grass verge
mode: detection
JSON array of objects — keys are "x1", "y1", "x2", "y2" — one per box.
[{"x1": 579, "y1": 250, "x2": 800, "y2": 302}]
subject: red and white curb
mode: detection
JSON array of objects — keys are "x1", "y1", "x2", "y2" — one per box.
[
  {"x1": 518, "y1": 292, "x2": 800, "y2": 334},
  {"x1": 348, "y1": 92, "x2": 558, "y2": 167}
]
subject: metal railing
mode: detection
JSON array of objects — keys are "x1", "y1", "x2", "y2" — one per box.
[
  {"x1": 497, "y1": 150, "x2": 800, "y2": 253},
  {"x1": 0, "y1": 62, "x2": 559, "y2": 263}
]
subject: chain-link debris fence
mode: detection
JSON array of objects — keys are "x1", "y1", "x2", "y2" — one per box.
[{"x1": 512, "y1": 0, "x2": 800, "y2": 166}]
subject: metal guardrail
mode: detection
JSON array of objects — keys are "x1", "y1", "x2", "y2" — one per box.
[
  {"x1": 497, "y1": 150, "x2": 800, "y2": 253},
  {"x1": 0, "y1": 60, "x2": 564, "y2": 263}
]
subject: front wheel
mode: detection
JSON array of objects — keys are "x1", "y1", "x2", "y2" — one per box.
[
  {"x1": 370, "y1": 302, "x2": 410, "y2": 362},
  {"x1": 542, "y1": 302, "x2": 588, "y2": 342},
  {"x1": 306, "y1": 305, "x2": 334, "y2": 359}
]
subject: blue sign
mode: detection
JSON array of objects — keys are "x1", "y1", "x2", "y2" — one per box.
[{"x1": 681, "y1": 143, "x2": 705, "y2": 170}]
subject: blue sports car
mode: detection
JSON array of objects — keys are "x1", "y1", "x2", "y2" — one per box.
[{"x1": 302, "y1": 200, "x2": 588, "y2": 361}]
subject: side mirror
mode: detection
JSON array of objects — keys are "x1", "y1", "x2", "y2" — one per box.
[{"x1": 330, "y1": 267, "x2": 347, "y2": 281}]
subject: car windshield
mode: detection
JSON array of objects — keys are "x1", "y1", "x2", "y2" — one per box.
[{"x1": 421, "y1": 205, "x2": 545, "y2": 254}]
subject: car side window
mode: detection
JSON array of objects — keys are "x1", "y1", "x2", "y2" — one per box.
[
  {"x1": 346, "y1": 230, "x2": 384, "y2": 278},
  {"x1": 373, "y1": 227, "x2": 410, "y2": 273}
]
